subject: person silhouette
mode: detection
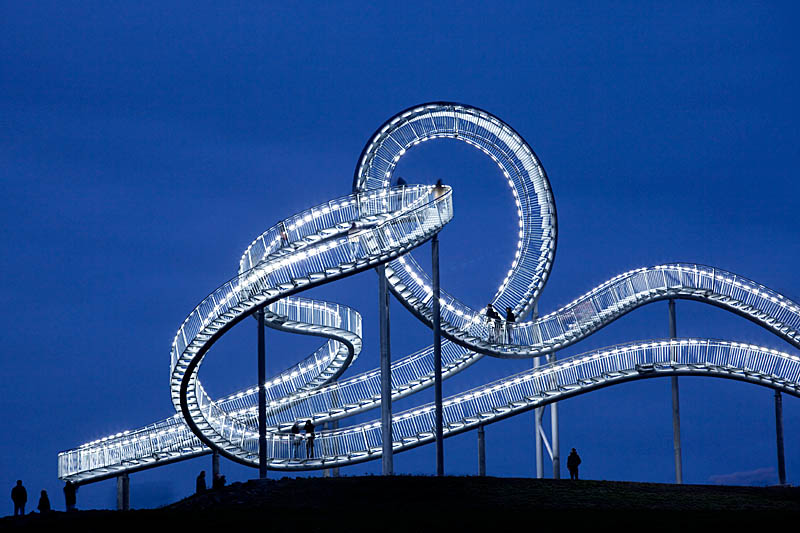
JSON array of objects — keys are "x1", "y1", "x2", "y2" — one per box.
[
  {"x1": 63, "y1": 480, "x2": 77, "y2": 511},
  {"x1": 37, "y1": 490, "x2": 50, "y2": 514},
  {"x1": 279, "y1": 221, "x2": 289, "y2": 247},
  {"x1": 291, "y1": 421, "x2": 301, "y2": 459},
  {"x1": 304, "y1": 419, "x2": 316, "y2": 459},
  {"x1": 196, "y1": 470, "x2": 206, "y2": 494},
  {"x1": 567, "y1": 448, "x2": 582, "y2": 480},
  {"x1": 345, "y1": 222, "x2": 362, "y2": 260},
  {"x1": 504, "y1": 307, "x2": 516, "y2": 343},
  {"x1": 433, "y1": 179, "x2": 447, "y2": 200},
  {"x1": 11, "y1": 480, "x2": 26, "y2": 516},
  {"x1": 486, "y1": 304, "x2": 502, "y2": 342}
]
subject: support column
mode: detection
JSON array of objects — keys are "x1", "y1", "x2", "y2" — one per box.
[
  {"x1": 432, "y1": 233, "x2": 444, "y2": 476},
  {"x1": 669, "y1": 299, "x2": 683, "y2": 484},
  {"x1": 378, "y1": 263, "x2": 393, "y2": 475},
  {"x1": 212, "y1": 450, "x2": 220, "y2": 481},
  {"x1": 330, "y1": 388, "x2": 341, "y2": 477},
  {"x1": 532, "y1": 303, "x2": 543, "y2": 479},
  {"x1": 116, "y1": 473, "x2": 129, "y2": 511},
  {"x1": 775, "y1": 390, "x2": 786, "y2": 485},
  {"x1": 477, "y1": 424, "x2": 486, "y2": 476},
  {"x1": 534, "y1": 394, "x2": 544, "y2": 478},
  {"x1": 257, "y1": 307, "x2": 267, "y2": 479},
  {"x1": 548, "y1": 353, "x2": 560, "y2": 479},
  {"x1": 323, "y1": 422, "x2": 330, "y2": 478}
]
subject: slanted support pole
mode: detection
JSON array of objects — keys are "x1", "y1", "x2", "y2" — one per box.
[
  {"x1": 212, "y1": 450, "x2": 220, "y2": 481},
  {"x1": 669, "y1": 299, "x2": 683, "y2": 484},
  {"x1": 775, "y1": 390, "x2": 787, "y2": 485},
  {"x1": 378, "y1": 263, "x2": 393, "y2": 475},
  {"x1": 477, "y1": 424, "x2": 486, "y2": 476},
  {"x1": 432, "y1": 233, "x2": 444, "y2": 476},
  {"x1": 257, "y1": 306, "x2": 267, "y2": 479},
  {"x1": 116, "y1": 473, "x2": 129, "y2": 511}
]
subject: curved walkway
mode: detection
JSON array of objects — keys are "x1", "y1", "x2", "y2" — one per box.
[{"x1": 58, "y1": 103, "x2": 799, "y2": 483}]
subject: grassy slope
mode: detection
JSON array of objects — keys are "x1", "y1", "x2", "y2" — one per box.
[{"x1": 3, "y1": 476, "x2": 800, "y2": 530}]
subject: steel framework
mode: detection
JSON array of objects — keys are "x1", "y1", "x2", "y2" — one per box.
[{"x1": 58, "y1": 103, "x2": 799, "y2": 484}]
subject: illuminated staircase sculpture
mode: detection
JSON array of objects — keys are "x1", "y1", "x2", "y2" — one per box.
[{"x1": 58, "y1": 103, "x2": 800, "y2": 483}]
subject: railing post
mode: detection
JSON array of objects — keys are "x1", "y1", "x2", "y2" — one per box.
[
  {"x1": 258, "y1": 306, "x2": 267, "y2": 479},
  {"x1": 477, "y1": 423, "x2": 486, "y2": 476},
  {"x1": 116, "y1": 473, "x2": 129, "y2": 511},
  {"x1": 432, "y1": 233, "x2": 444, "y2": 476},
  {"x1": 378, "y1": 263, "x2": 393, "y2": 475},
  {"x1": 775, "y1": 390, "x2": 787, "y2": 485},
  {"x1": 669, "y1": 299, "x2": 683, "y2": 484}
]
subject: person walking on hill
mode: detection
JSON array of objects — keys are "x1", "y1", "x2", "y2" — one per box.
[
  {"x1": 37, "y1": 490, "x2": 50, "y2": 514},
  {"x1": 196, "y1": 470, "x2": 206, "y2": 494},
  {"x1": 304, "y1": 419, "x2": 316, "y2": 459},
  {"x1": 212, "y1": 473, "x2": 227, "y2": 489},
  {"x1": 567, "y1": 448, "x2": 582, "y2": 480},
  {"x1": 63, "y1": 480, "x2": 77, "y2": 511},
  {"x1": 11, "y1": 480, "x2": 27, "y2": 516}
]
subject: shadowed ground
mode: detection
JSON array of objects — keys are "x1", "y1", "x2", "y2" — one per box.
[{"x1": 4, "y1": 475, "x2": 800, "y2": 530}]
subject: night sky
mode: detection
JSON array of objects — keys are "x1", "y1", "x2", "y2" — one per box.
[{"x1": 2, "y1": 2, "x2": 799, "y2": 510}]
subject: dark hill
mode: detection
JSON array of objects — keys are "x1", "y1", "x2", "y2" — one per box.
[{"x1": 4, "y1": 476, "x2": 799, "y2": 530}]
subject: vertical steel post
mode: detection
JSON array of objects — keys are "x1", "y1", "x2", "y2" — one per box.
[
  {"x1": 212, "y1": 450, "x2": 220, "y2": 481},
  {"x1": 548, "y1": 353, "x2": 560, "y2": 479},
  {"x1": 534, "y1": 356, "x2": 543, "y2": 479},
  {"x1": 532, "y1": 303, "x2": 543, "y2": 479},
  {"x1": 432, "y1": 233, "x2": 444, "y2": 476},
  {"x1": 478, "y1": 423, "x2": 486, "y2": 476},
  {"x1": 330, "y1": 389, "x2": 341, "y2": 477},
  {"x1": 257, "y1": 307, "x2": 267, "y2": 479},
  {"x1": 669, "y1": 299, "x2": 683, "y2": 484},
  {"x1": 378, "y1": 263, "x2": 393, "y2": 475},
  {"x1": 116, "y1": 473, "x2": 129, "y2": 511},
  {"x1": 775, "y1": 390, "x2": 786, "y2": 485},
  {"x1": 323, "y1": 422, "x2": 331, "y2": 478}
]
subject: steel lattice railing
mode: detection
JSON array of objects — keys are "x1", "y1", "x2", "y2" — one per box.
[{"x1": 253, "y1": 339, "x2": 800, "y2": 468}]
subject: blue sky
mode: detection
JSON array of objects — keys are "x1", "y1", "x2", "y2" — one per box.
[{"x1": 2, "y1": 1, "x2": 799, "y2": 510}]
